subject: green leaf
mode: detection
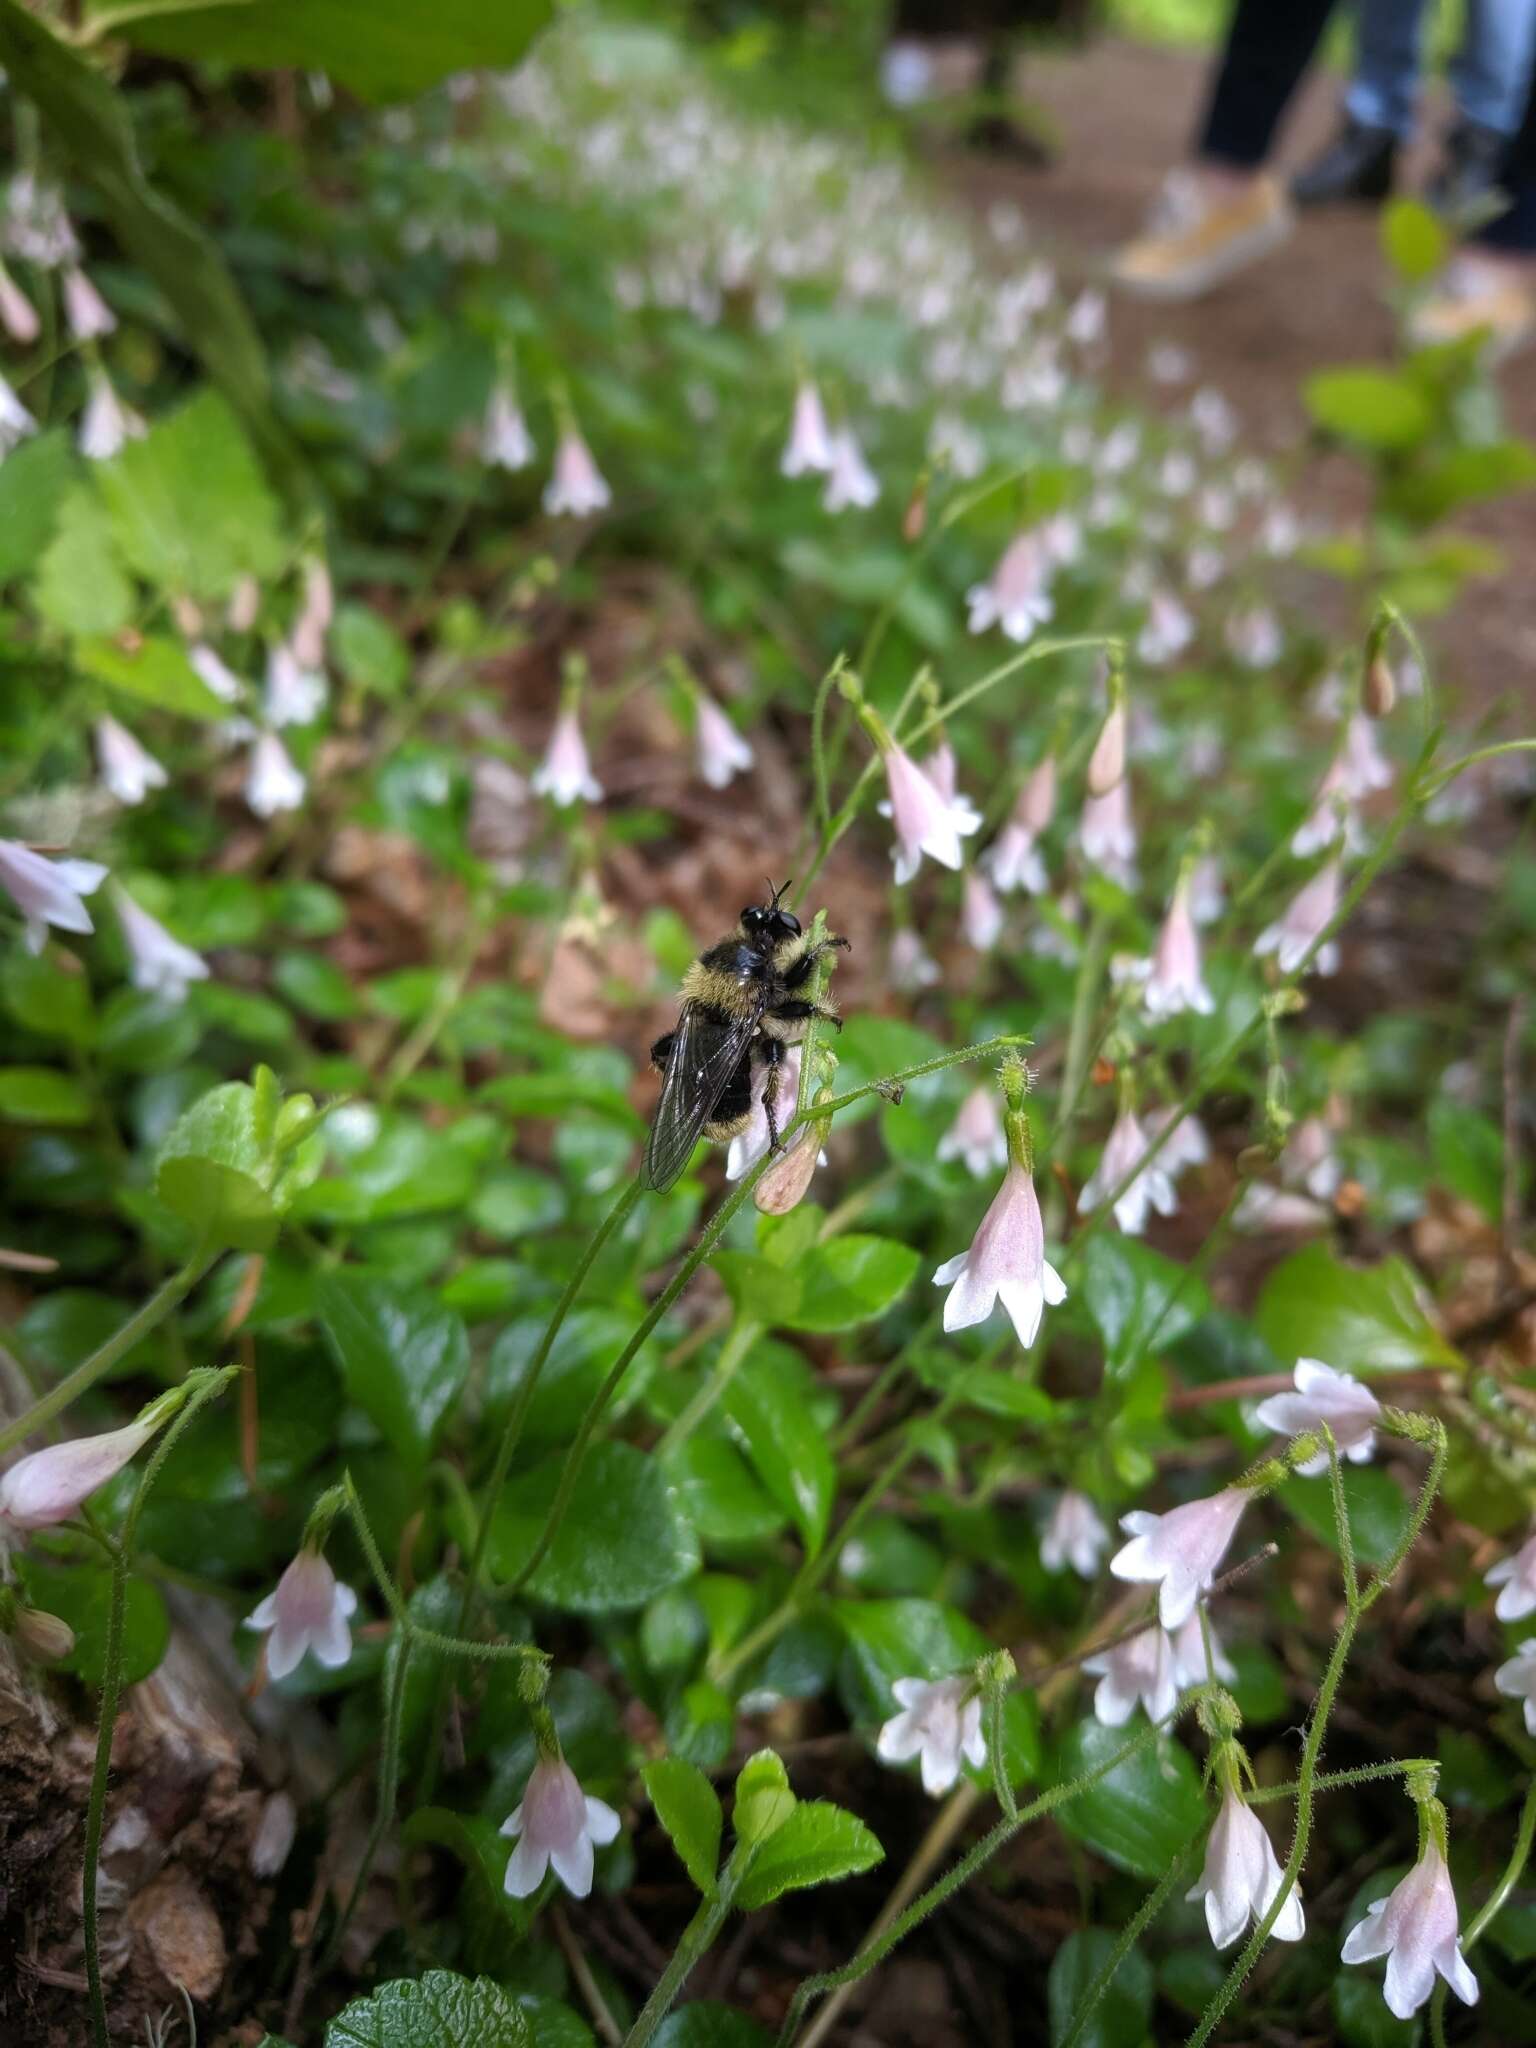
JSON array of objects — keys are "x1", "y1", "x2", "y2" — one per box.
[
  {"x1": 733, "y1": 1799, "x2": 882, "y2": 1909},
  {"x1": 1381, "y1": 197, "x2": 1448, "y2": 283},
  {"x1": 1303, "y1": 367, "x2": 1432, "y2": 450},
  {"x1": 75, "y1": 634, "x2": 230, "y2": 719},
  {"x1": 0, "y1": 1065, "x2": 93, "y2": 1125},
  {"x1": 1048, "y1": 1928, "x2": 1154, "y2": 2048},
  {"x1": 35, "y1": 484, "x2": 134, "y2": 636},
  {"x1": 316, "y1": 1273, "x2": 469, "y2": 1470},
  {"x1": 1283, "y1": 1466, "x2": 1411, "y2": 1568},
  {"x1": 664, "y1": 1678, "x2": 736, "y2": 1768},
  {"x1": 1052, "y1": 1719, "x2": 1208, "y2": 1879},
  {"x1": 732, "y1": 1749, "x2": 796, "y2": 1843},
  {"x1": 0, "y1": 7, "x2": 283, "y2": 471},
  {"x1": 663, "y1": 1436, "x2": 786, "y2": 1547},
  {"x1": 0, "y1": 429, "x2": 73, "y2": 581},
  {"x1": 471, "y1": 1167, "x2": 567, "y2": 1241},
  {"x1": 155, "y1": 1080, "x2": 278, "y2": 1250},
  {"x1": 723, "y1": 1353, "x2": 834, "y2": 1554},
  {"x1": 1, "y1": 951, "x2": 95, "y2": 1047},
  {"x1": 487, "y1": 1441, "x2": 699, "y2": 1613},
  {"x1": 24, "y1": 1558, "x2": 169, "y2": 1687},
  {"x1": 97, "y1": 988, "x2": 201, "y2": 1073},
  {"x1": 400, "y1": 1807, "x2": 525, "y2": 1928},
  {"x1": 1331, "y1": 1972, "x2": 1422, "y2": 2048},
  {"x1": 651, "y1": 2010, "x2": 771, "y2": 2048},
  {"x1": 104, "y1": 0, "x2": 555, "y2": 104},
  {"x1": 783, "y1": 1236, "x2": 919, "y2": 1333},
  {"x1": 95, "y1": 390, "x2": 283, "y2": 600},
  {"x1": 1428, "y1": 1097, "x2": 1508, "y2": 1220},
  {"x1": 272, "y1": 951, "x2": 360, "y2": 1022},
  {"x1": 1255, "y1": 1243, "x2": 1460, "y2": 1374},
  {"x1": 642, "y1": 1756, "x2": 723, "y2": 1894},
  {"x1": 333, "y1": 602, "x2": 410, "y2": 695},
  {"x1": 487, "y1": 1308, "x2": 661, "y2": 1448},
  {"x1": 1081, "y1": 1235, "x2": 1211, "y2": 1377},
  {"x1": 325, "y1": 1970, "x2": 533, "y2": 2048}
]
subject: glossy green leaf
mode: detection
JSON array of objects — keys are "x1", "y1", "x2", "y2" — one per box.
[
  {"x1": 733, "y1": 1799, "x2": 882, "y2": 1909},
  {"x1": 24, "y1": 1559, "x2": 169, "y2": 1687},
  {"x1": 97, "y1": 989, "x2": 201, "y2": 1073},
  {"x1": 723, "y1": 1353, "x2": 834, "y2": 1554},
  {"x1": 1081, "y1": 1234, "x2": 1210, "y2": 1377},
  {"x1": 732, "y1": 1749, "x2": 796, "y2": 1843},
  {"x1": 155, "y1": 1080, "x2": 279, "y2": 1250},
  {"x1": 0, "y1": 1065, "x2": 93, "y2": 1125},
  {"x1": 1330, "y1": 1972, "x2": 1422, "y2": 2048},
  {"x1": 104, "y1": 0, "x2": 555, "y2": 105},
  {"x1": 1255, "y1": 1243, "x2": 1461, "y2": 1374},
  {"x1": 783, "y1": 1236, "x2": 918, "y2": 1333},
  {"x1": 333, "y1": 602, "x2": 409, "y2": 694},
  {"x1": 487, "y1": 1307, "x2": 661, "y2": 1448},
  {"x1": 471, "y1": 1167, "x2": 567, "y2": 1241},
  {"x1": 487, "y1": 1441, "x2": 699, "y2": 1612},
  {"x1": 272, "y1": 951, "x2": 360, "y2": 1022},
  {"x1": 75, "y1": 634, "x2": 230, "y2": 720},
  {"x1": 1052, "y1": 1718, "x2": 1208, "y2": 1879},
  {"x1": 316, "y1": 1273, "x2": 469, "y2": 1469},
  {"x1": 1283, "y1": 1466, "x2": 1411, "y2": 1567},
  {"x1": 651, "y1": 2010, "x2": 771, "y2": 2048},
  {"x1": 663, "y1": 1435, "x2": 786, "y2": 1546},
  {"x1": 642, "y1": 1756, "x2": 722, "y2": 1893},
  {"x1": 1, "y1": 951, "x2": 95, "y2": 1047},
  {"x1": 1048, "y1": 1928, "x2": 1154, "y2": 2048},
  {"x1": 325, "y1": 1970, "x2": 533, "y2": 2047}
]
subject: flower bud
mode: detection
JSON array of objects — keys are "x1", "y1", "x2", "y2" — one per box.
[
  {"x1": 1086, "y1": 700, "x2": 1127, "y2": 797},
  {"x1": 902, "y1": 472, "x2": 928, "y2": 544},
  {"x1": 754, "y1": 1125, "x2": 823, "y2": 1214},
  {"x1": 1362, "y1": 650, "x2": 1396, "y2": 718},
  {"x1": 0, "y1": 1415, "x2": 159, "y2": 1532},
  {"x1": 15, "y1": 1605, "x2": 75, "y2": 1661}
]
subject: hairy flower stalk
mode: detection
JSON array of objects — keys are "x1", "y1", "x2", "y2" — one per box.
[{"x1": 933, "y1": 1056, "x2": 1065, "y2": 1347}]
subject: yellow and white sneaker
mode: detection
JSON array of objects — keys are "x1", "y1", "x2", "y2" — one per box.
[
  {"x1": 1110, "y1": 170, "x2": 1293, "y2": 302},
  {"x1": 1411, "y1": 255, "x2": 1536, "y2": 361}
]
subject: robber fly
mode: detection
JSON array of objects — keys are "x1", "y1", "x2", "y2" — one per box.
[{"x1": 642, "y1": 882, "x2": 849, "y2": 1192}]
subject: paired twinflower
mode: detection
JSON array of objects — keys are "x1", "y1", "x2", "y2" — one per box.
[{"x1": 932, "y1": 1054, "x2": 1065, "y2": 1350}]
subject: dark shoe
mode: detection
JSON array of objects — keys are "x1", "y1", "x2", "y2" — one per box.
[
  {"x1": 1291, "y1": 118, "x2": 1396, "y2": 207},
  {"x1": 1427, "y1": 119, "x2": 1508, "y2": 222}
]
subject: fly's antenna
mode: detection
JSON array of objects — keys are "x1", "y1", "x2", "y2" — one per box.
[{"x1": 769, "y1": 877, "x2": 793, "y2": 907}]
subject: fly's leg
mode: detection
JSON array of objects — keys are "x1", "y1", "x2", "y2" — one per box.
[{"x1": 761, "y1": 1036, "x2": 786, "y2": 1154}]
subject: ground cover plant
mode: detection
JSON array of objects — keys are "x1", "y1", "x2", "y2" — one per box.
[{"x1": 1, "y1": 7, "x2": 1536, "y2": 2046}]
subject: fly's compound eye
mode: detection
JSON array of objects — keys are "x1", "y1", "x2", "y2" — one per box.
[{"x1": 777, "y1": 912, "x2": 801, "y2": 937}]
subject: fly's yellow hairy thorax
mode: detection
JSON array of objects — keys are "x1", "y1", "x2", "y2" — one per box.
[{"x1": 680, "y1": 958, "x2": 761, "y2": 1018}]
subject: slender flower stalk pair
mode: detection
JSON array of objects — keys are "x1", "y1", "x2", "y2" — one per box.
[{"x1": 933, "y1": 1054, "x2": 1065, "y2": 1349}]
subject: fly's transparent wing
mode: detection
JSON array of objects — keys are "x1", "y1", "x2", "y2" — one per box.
[{"x1": 643, "y1": 1000, "x2": 761, "y2": 1191}]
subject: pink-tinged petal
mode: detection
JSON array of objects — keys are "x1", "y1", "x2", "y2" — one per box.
[
  {"x1": 1341, "y1": 1900, "x2": 1390, "y2": 1963},
  {"x1": 585, "y1": 1797, "x2": 621, "y2": 1847},
  {"x1": 245, "y1": 1591, "x2": 280, "y2": 1631},
  {"x1": 1108, "y1": 1535, "x2": 1160, "y2": 1581},
  {"x1": 503, "y1": 1831, "x2": 550, "y2": 1897},
  {"x1": 1092, "y1": 1675, "x2": 1136, "y2": 1727},
  {"x1": 940, "y1": 1259, "x2": 1000, "y2": 1333},
  {"x1": 891, "y1": 1677, "x2": 927, "y2": 1708},
  {"x1": 1041, "y1": 1261, "x2": 1068, "y2": 1305},
  {"x1": 1382, "y1": 1941, "x2": 1436, "y2": 2021},
  {"x1": 876, "y1": 1711, "x2": 925, "y2": 1764},
  {"x1": 994, "y1": 1275, "x2": 1046, "y2": 1348},
  {"x1": 311, "y1": 1605, "x2": 353, "y2": 1668},
  {"x1": 1439, "y1": 1944, "x2": 1479, "y2": 2007},
  {"x1": 499, "y1": 1804, "x2": 524, "y2": 1839},
  {"x1": 550, "y1": 1832, "x2": 596, "y2": 1898},
  {"x1": 265, "y1": 1623, "x2": 310, "y2": 1683}
]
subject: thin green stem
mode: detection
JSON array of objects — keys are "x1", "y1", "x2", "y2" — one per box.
[
  {"x1": 656, "y1": 1317, "x2": 759, "y2": 1456},
  {"x1": 622, "y1": 1884, "x2": 735, "y2": 2048},
  {"x1": 813, "y1": 1033, "x2": 1031, "y2": 1122},
  {"x1": 1061, "y1": 1845, "x2": 1198, "y2": 2048},
  {"x1": 1464, "y1": 1775, "x2": 1536, "y2": 1950},
  {"x1": 321, "y1": 1626, "x2": 413, "y2": 1976},
  {"x1": 0, "y1": 1253, "x2": 216, "y2": 1456},
  {"x1": 343, "y1": 1471, "x2": 408, "y2": 1625}
]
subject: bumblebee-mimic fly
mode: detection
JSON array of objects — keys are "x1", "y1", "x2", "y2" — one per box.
[{"x1": 643, "y1": 881, "x2": 849, "y2": 1192}]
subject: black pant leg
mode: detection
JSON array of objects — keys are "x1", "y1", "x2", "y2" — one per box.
[{"x1": 1196, "y1": 0, "x2": 1344, "y2": 168}]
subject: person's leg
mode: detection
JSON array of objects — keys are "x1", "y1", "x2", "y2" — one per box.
[
  {"x1": 1415, "y1": 68, "x2": 1536, "y2": 356},
  {"x1": 1195, "y1": 0, "x2": 1343, "y2": 168},
  {"x1": 1345, "y1": 0, "x2": 1430, "y2": 138},
  {"x1": 1450, "y1": 0, "x2": 1536, "y2": 136}
]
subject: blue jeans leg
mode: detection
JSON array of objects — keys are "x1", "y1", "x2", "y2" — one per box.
[
  {"x1": 1450, "y1": 0, "x2": 1536, "y2": 134},
  {"x1": 1346, "y1": 0, "x2": 1430, "y2": 136}
]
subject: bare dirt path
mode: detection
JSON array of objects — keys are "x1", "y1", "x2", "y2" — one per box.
[{"x1": 938, "y1": 34, "x2": 1536, "y2": 715}]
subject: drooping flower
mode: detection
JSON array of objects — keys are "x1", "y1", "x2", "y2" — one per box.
[
  {"x1": 1341, "y1": 1843, "x2": 1478, "y2": 2020},
  {"x1": 1255, "y1": 861, "x2": 1342, "y2": 977},
  {"x1": 1040, "y1": 1491, "x2": 1109, "y2": 1579},
  {"x1": 480, "y1": 382, "x2": 535, "y2": 471},
  {"x1": 0, "y1": 839, "x2": 107, "y2": 951},
  {"x1": 961, "y1": 870, "x2": 1004, "y2": 951},
  {"x1": 190, "y1": 642, "x2": 245, "y2": 704},
  {"x1": 245, "y1": 1548, "x2": 358, "y2": 1681},
  {"x1": 265, "y1": 642, "x2": 327, "y2": 728},
  {"x1": 543, "y1": 426, "x2": 611, "y2": 517},
  {"x1": 780, "y1": 378, "x2": 834, "y2": 476},
  {"x1": 1187, "y1": 853, "x2": 1224, "y2": 925},
  {"x1": 245, "y1": 731, "x2": 306, "y2": 817},
  {"x1": 1083, "y1": 1623, "x2": 1179, "y2": 1727},
  {"x1": 1190, "y1": 1786, "x2": 1305, "y2": 1950},
  {"x1": 1065, "y1": 287, "x2": 1106, "y2": 347},
  {"x1": 984, "y1": 756, "x2": 1055, "y2": 895},
  {"x1": 115, "y1": 889, "x2": 210, "y2": 1004},
  {"x1": 876, "y1": 1675, "x2": 987, "y2": 1797},
  {"x1": 1254, "y1": 1359, "x2": 1381, "y2": 1475},
  {"x1": 1485, "y1": 1528, "x2": 1536, "y2": 1622},
  {"x1": 0, "y1": 1415, "x2": 158, "y2": 1531},
  {"x1": 1291, "y1": 753, "x2": 1356, "y2": 859},
  {"x1": 1136, "y1": 588, "x2": 1194, "y2": 666},
  {"x1": 61, "y1": 264, "x2": 116, "y2": 341},
  {"x1": 1078, "y1": 1107, "x2": 1177, "y2": 1237},
  {"x1": 1085, "y1": 699, "x2": 1126, "y2": 798},
  {"x1": 0, "y1": 373, "x2": 38, "y2": 454},
  {"x1": 502, "y1": 1755, "x2": 621, "y2": 1898},
  {"x1": 937, "y1": 1085, "x2": 1008, "y2": 1179},
  {"x1": 890, "y1": 927, "x2": 941, "y2": 992},
  {"x1": 822, "y1": 425, "x2": 879, "y2": 512},
  {"x1": 1494, "y1": 1640, "x2": 1536, "y2": 1735},
  {"x1": 1168, "y1": 1611, "x2": 1236, "y2": 1688},
  {"x1": 532, "y1": 707, "x2": 604, "y2": 807},
  {"x1": 695, "y1": 694, "x2": 754, "y2": 790},
  {"x1": 1144, "y1": 873, "x2": 1215, "y2": 1019},
  {"x1": 879, "y1": 740, "x2": 979, "y2": 884},
  {"x1": 965, "y1": 532, "x2": 1054, "y2": 643},
  {"x1": 0, "y1": 264, "x2": 39, "y2": 344},
  {"x1": 291, "y1": 558, "x2": 334, "y2": 672},
  {"x1": 95, "y1": 716, "x2": 168, "y2": 806},
  {"x1": 1078, "y1": 780, "x2": 1137, "y2": 885},
  {"x1": 754, "y1": 1116, "x2": 826, "y2": 1215},
  {"x1": 1340, "y1": 711, "x2": 1393, "y2": 798},
  {"x1": 933, "y1": 1157, "x2": 1066, "y2": 1349},
  {"x1": 78, "y1": 372, "x2": 145, "y2": 461},
  {"x1": 727, "y1": 1045, "x2": 803, "y2": 1181},
  {"x1": 1144, "y1": 1106, "x2": 1211, "y2": 1181},
  {"x1": 1110, "y1": 1486, "x2": 1250, "y2": 1629}
]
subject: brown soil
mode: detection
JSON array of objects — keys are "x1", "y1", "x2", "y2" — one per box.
[{"x1": 941, "y1": 35, "x2": 1536, "y2": 719}]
